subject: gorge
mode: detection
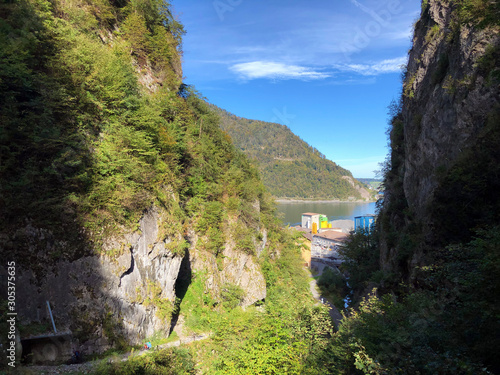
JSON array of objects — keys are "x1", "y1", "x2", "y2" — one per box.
[{"x1": 0, "y1": 0, "x2": 499, "y2": 373}]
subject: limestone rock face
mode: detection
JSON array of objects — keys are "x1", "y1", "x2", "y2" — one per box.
[
  {"x1": 5, "y1": 205, "x2": 268, "y2": 354},
  {"x1": 341, "y1": 176, "x2": 372, "y2": 201},
  {"x1": 403, "y1": 1, "x2": 499, "y2": 221},
  {"x1": 221, "y1": 242, "x2": 266, "y2": 306},
  {"x1": 379, "y1": 0, "x2": 500, "y2": 277},
  {"x1": 189, "y1": 230, "x2": 267, "y2": 309},
  {"x1": 12, "y1": 208, "x2": 184, "y2": 353}
]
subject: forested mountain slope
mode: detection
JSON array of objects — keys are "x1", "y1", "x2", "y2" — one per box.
[{"x1": 212, "y1": 105, "x2": 372, "y2": 200}]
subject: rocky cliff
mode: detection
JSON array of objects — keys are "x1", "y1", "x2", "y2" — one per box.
[
  {"x1": 7, "y1": 206, "x2": 266, "y2": 354},
  {"x1": 379, "y1": 0, "x2": 500, "y2": 282}
]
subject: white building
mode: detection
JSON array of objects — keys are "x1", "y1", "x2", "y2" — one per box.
[
  {"x1": 301, "y1": 212, "x2": 320, "y2": 229},
  {"x1": 311, "y1": 230, "x2": 348, "y2": 263}
]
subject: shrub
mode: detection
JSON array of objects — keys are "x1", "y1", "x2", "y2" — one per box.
[
  {"x1": 94, "y1": 347, "x2": 195, "y2": 375},
  {"x1": 221, "y1": 283, "x2": 245, "y2": 310},
  {"x1": 338, "y1": 229, "x2": 380, "y2": 298},
  {"x1": 317, "y1": 268, "x2": 348, "y2": 310}
]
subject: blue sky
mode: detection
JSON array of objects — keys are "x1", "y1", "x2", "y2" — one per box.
[{"x1": 170, "y1": 0, "x2": 420, "y2": 178}]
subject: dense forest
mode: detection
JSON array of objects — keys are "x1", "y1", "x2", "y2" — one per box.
[
  {"x1": 1, "y1": 0, "x2": 499, "y2": 374},
  {"x1": 212, "y1": 105, "x2": 373, "y2": 201}
]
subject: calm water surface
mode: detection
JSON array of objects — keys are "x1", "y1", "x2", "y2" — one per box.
[{"x1": 276, "y1": 201, "x2": 377, "y2": 225}]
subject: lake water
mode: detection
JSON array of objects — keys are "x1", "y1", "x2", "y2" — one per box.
[{"x1": 276, "y1": 201, "x2": 377, "y2": 225}]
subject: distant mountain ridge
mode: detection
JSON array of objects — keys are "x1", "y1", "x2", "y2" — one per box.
[
  {"x1": 210, "y1": 104, "x2": 373, "y2": 201},
  {"x1": 357, "y1": 178, "x2": 383, "y2": 191}
]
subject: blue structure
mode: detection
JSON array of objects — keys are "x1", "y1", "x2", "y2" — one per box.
[{"x1": 354, "y1": 215, "x2": 376, "y2": 232}]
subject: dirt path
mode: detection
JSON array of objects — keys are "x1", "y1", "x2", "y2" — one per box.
[
  {"x1": 23, "y1": 333, "x2": 212, "y2": 374},
  {"x1": 309, "y1": 261, "x2": 343, "y2": 328}
]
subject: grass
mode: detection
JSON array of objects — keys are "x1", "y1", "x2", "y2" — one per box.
[{"x1": 145, "y1": 330, "x2": 179, "y2": 348}]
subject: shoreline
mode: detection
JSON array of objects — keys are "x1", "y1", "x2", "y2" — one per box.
[{"x1": 275, "y1": 199, "x2": 376, "y2": 204}]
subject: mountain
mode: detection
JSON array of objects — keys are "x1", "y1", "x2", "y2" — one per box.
[
  {"x1": 4, "y1": 0, "x2": 498, "y2": 373},
  {"x1": 211, "y1": 105, "x2": 373, "y2": 201},
  {"x1": 357, "y1": 178, "x2": 383, "y2": 190},
  {"x1": 379, "y1": 2, "x2": 500, "y2": 369}
]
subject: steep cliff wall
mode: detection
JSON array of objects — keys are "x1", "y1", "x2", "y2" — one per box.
[
  {"x1": 0, "y1": 0, "x2": 270, "y2": 355},
  {"x1": 379, "y1": 0, "x2": 500, "y2": 281},
  {"x1": 7, "y1": 206, "x2": 266, "y2": 354}
]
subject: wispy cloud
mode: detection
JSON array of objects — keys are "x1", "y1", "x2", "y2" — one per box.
[
  {"x1": 230, "y1": 61, "x2": 331, "y2": 81},
  {"x1": 333, "y1": 56, "x2": 407, "y2": 76}
]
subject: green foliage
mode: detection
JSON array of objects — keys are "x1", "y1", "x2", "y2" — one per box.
[
  {"x1": 166, "y1": 238, "x2": 189, "y2": 256},
  {"x1": 220, "y1": 283, "x2": 245, "y2": 309},
  {"x1": 0, "y1": 0, "x2": 272, "y2": 272},
  {"x1": 94, "y1": 347, "x2": 195, "y2": 375},
  {"x1": 102, "y1": 311, "x2": 128, "y2": 351},
  {"x1": 329, "y1": 289, "x2": 492, "y2": 374},
  {"x1": 432, "y1": 53, "x2": 449, "y2": 85},
  {"x1": 122, "y1": 12, "x2": 151, "y2": 55},
  {"x1": 213, "y1": 318, "x2": 308, "y2": 374},
  {"x1": 476, "y1": 43, "x2": 500, "y2": 86},
  {"x1": 425, "y1": 24, "x2": 441, "y2": 43},
  {"x1": 424, "y1": 226, "x2": 500, "y2": 372},
  {"x1": 206, "y1": 232, "x2": 334, "y2": 374},
  {"x1": 421, "y1": 0, "x2": 429, "y2": 13},
  {"x1": 141, "y1": 280, "x2": 174, "y2": 323},
  {"x1": 330, "y1": 224, "x2": 500, "y2": 374},
  {"x1": 177, "y1": 271, "x2": 219, "y2": 333},
  {"x1": 211, "y1": 105, "x2": 369, "y2": 200},
  {"x1": 0, "y1": 0, "x2": 91, "y2": 238},
  {"x1": 403, "y1": 73, "x2": 416, "y2": 98},
  {"x1": 338, "y1": 229, "x2": 380, "y2": 298},
  {"x1": 456, "y1": 0, "x2": 500, "y2": 28},
  {"x1": 317, "y1": 268, "x2": 348, "y2": 310},
  {"x1": 233, "y1": 225, "x2": 257, "y2": 255}
]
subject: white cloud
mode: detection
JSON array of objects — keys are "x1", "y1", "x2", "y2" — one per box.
[
  {"x1": 230, "y1": 61, "x2": 331, "y2": 81},
  {"x1": 334, "y1": 56, "x2": 407, "y2": 76},
  {"x1": 228, "y1": 57, "x2": 406, "y2": 83}
]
